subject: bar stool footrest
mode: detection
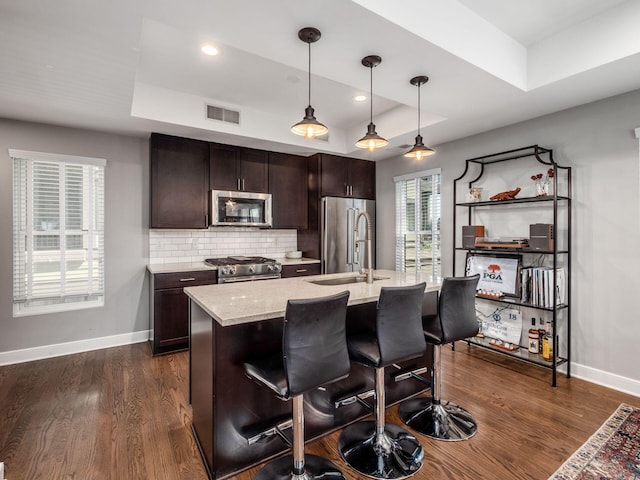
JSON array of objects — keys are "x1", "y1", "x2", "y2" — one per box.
[
  {"x1": 332, "y1": 387, "x2": 375, "y2": 410},
  {"x1": 392, "y1": 364, "x2": 430, "y2": 385},
  {"x1": 398, "y1": 397, "x2": 477, "y2": 441},
  {"x1": 241, "y1": 415, "x2": 293, "y2": 446}
]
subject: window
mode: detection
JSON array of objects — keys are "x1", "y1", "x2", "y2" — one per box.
[
  {"x1": 394, "y1": 168, "x2": 441, "y2": 278},
  {"x1": 11, "y1": 150, "x2": 105, "y2": 316}
]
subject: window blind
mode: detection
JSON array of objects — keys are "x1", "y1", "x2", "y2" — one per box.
[
  {"x1": 11, "y1": 150, "x2": 105, "y2": 316},
  {"x1": 394, "y1": 168, "x2": 441, "y2": 279}
]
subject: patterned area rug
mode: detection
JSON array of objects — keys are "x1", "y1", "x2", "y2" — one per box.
[{"x1": 550, "y1": 403, "x2": 640, "y2": 479}]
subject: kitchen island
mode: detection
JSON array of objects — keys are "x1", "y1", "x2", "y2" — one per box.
[{"x1": 185, "y1": 270, "x2": 440, "y2": 479}]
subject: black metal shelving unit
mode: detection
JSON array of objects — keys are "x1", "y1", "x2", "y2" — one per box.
[{"x1": 453, "y1": 145, "x2": 572, "y2": 387}]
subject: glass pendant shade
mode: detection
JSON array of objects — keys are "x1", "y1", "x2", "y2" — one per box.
[
  {"x1": 356, "y1": 122, "x2": 389, "y2": 151},
  {"x1": 404, "y1": 134, "x2": 435, "y2": 159},
  {"x1": 404, "y1": 75, "x2": 435, "y2": 159},
  {"x1": 291, "y1": 27, "x2": 328, "y2": 139},
  {"x1": 356, "y1": 55, "x2": 387, "y2": 152},
  {"x1": 291, "y1": 105, "x2": 328, "y2": 139}
]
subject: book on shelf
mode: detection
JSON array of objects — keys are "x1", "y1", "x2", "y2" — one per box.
[{"x1": 520, "y1": 267, "x2": 566, "y2": 307}]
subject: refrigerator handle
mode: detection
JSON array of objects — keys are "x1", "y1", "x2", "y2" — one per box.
[
  {"x1": 322, "y1": 198, "x2": 328, "y2": 272},
  {"x1": 352, "y1": 207, "x2": 360, "y2": 267},
  {"x1": 347, "y1": 207, "x2": 355, "y2": 265}
]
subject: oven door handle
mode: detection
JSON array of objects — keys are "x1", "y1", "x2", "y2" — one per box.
[{"x1": 219, "y1": 274, "x2": 281, "y2": 284}]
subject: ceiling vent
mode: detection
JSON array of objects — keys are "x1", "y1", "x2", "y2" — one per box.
[{"x1": 206, "y1": 104, "x2": 240, "y2": 124}]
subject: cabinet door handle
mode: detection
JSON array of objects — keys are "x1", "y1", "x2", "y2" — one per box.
[
  {"x1": 242, "y1": 178, "x2": 245, "y2": 191},
  {"x1": 295, "y1": 269, "x2": 308, "y2": 273},
  {"x1": 237, "y1": 178, "x2": 240, "y2": 190},
  {"x1": 179, "y1": 278, "x2": 196, "y2": 282}
]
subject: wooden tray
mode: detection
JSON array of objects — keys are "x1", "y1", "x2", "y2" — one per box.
[
  {"x1": 488, "y1": 340, "x2": 520, "y2": 352},
  {"x1": 477, "y1": 293, "x2": 505, "y2": 300}
]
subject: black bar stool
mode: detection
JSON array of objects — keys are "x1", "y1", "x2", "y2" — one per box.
[
  {"x1": 338, "y1": 283, "x2": 427, "y2": 479},
  {"x1": 243, "y1": 290, "x2": 351, "y2": 480},
  {"x1": 398, "y1": 274, "x2": 480, "y2": 441}
]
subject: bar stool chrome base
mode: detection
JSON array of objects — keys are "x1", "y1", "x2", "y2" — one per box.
[
  {"x1": 398, "y1": 398, "x2": 477, "y2": 441},
  {"x1": 338, "y1": 420, "x2": 424, "y2": 479},
  {"x1": 254, "y1": 454, "x2": 347, "y2": 480}
]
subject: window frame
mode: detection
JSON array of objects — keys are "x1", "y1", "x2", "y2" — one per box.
[
  {"x1": 394, "y1": 167, "x2": 442, "y2": 278},
  {"x1": 11, "y1": 149, "x2": 106, "y2": 317}
]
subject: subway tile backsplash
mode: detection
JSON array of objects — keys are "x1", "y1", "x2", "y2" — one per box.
[{"x1": 149, "y1": 228, "x2": 297, "y2": 264}]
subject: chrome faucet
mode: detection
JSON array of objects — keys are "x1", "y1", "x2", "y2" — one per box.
[{"x1": 355, "y1": 211, "x2": 373, "y2": 284}]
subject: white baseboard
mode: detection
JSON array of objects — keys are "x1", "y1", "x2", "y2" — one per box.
[
  {"x1": 0, "y1": 330, "x2": 150, "y2": 366},
  {"x1": 570, "y1": 362, "x2": 640, "y2": 398}
]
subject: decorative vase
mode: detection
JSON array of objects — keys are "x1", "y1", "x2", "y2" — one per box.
[
  {"x1": 468, "y1": 187, "x2": 483, "y2": 202},
  {"x1": 535, "y1": 180, "x2": 549, "y2": 196}
]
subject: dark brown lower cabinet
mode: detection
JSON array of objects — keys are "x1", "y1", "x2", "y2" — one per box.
[
  {"x1": 150, "y1": 270, "x2": 218, "y2": 355},
  {"x1": 280, "y1": 262, "x2": 321, "y2": 278}
]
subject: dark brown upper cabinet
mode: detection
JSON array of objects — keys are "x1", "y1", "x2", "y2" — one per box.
[
  {"x1": 317, "y1": 153, "x2": 376, "y2": 200},
  {"x1": 349, "y1": 157, "x2": 376, "y2": 199},
  {"x1": 269, "y1": 152, "x2": 308, "y2": 229},
  {"x1": 210, "y1": 143, "x2": 268, "y2": 193},
  {"x1": 150, "y1": 133, "x2": 210, "y2": 229}
]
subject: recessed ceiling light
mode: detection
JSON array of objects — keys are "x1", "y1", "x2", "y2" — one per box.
[
  {"x1": 354, "y1": 94, "x2": 367, "y2": 102},
  {"x1": 201, "y1": 43, "x2": 219, "y2": 56}
]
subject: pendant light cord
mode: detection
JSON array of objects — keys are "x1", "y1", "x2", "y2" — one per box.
[
  {"x1": 417, "y1": 83, "x2": 421, "y2": 135},
  {"x1": 308, "y1": 41, "x2": 311, "y2": 106},
  {"x1": 369, "y1": 65, "x2": 373, "y2": 123}
]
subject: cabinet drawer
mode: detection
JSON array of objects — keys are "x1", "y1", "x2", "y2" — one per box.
[
  {"x1": 281, "y1": 263, "x2": 321, "y2": 278},
  {"x1": 153, "y1": 270, "x2": 218, "y2": 289}
]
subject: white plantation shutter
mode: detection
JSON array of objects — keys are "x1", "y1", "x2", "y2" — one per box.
[
  {"x1": 395, "y1": 180, "x2": 408, "y2": 271},
  {"x1": 11, "y1": 150, "x2": 105, "y2": 316},
  {"x1": 394, "y1": 168, "x2": 441, "y2": 279}
]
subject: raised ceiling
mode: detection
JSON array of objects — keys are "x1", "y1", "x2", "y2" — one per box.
[{"x1": 1, "y1": 0, "x2": 639, "y2": 160}]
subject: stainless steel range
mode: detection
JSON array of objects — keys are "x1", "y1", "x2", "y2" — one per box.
[{"x1": 204, "y1": 256, "x2": 282, "y2": 283}]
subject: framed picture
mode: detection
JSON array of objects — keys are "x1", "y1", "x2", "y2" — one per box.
[{"x1": 465, "y1": 253, "x2": 522, "y2": 297}]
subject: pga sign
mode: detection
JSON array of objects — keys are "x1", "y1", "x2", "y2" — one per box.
[{"x1": 466, "y1": 255, "x2": 520, "y2": 296}]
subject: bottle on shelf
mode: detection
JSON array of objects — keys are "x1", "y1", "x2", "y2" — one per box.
[
  {"x1": 528, "y1": 318, "x2": 539, "y2": 354},
  {"x1": 538, "y1": 318, "x2": 545, "y2": 354},
  {"x1": 542, "y1": 321, "x2": 554, "y2": 361}
]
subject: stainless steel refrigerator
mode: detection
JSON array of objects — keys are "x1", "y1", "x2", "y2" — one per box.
[{"x1": 321, "y1": 196, "x2": 376, "y2": 274}]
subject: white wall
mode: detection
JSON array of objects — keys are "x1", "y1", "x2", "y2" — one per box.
[
  {"x1": 0, "y1": 119, "x2": 149, "y2": 358},
  {"x1": 376, "y1": 89, "x2": 640, "y2": 394}
]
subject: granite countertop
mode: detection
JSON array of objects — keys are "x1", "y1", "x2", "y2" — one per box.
[
  {"x1": 277, "y1": 257, "x2": 320, "y2": 266},
  {"x1": 147, "y1": 262, "x2": 217, "y2": 274},
  {"x1": 147, "y1": 257, "x2": 320, "y2": 274},
  {"x1": 184, "y1": 269, "x2": 440, "y2": 327}
]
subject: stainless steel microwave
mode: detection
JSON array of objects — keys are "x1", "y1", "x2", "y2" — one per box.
[{"x1": 210, "y1": 190, "x2": 272, "y2": 227}]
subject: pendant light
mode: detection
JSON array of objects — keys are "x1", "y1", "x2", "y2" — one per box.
[
  {"x1": 404, "y1": 75, "x2": 435, "y2": 160},
  {"x1": 291, "y1": 27, "x2": 328, "y2": 139},
  {"x1": 355, "y1": 55, "x2": 388, "y2": 152}
]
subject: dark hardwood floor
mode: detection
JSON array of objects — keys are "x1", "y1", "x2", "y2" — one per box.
[{"x1": 0, "y1": 342, "x2": 637, "y2": 480}]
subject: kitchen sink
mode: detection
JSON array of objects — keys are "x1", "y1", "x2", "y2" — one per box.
[{"x1": 306, "y1": 275, "x2": 389, "y2": 286}]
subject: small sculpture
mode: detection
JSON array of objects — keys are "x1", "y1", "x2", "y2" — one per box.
[{"x1": 489, "y1": 187, "x2": 521, "y2": 201}]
